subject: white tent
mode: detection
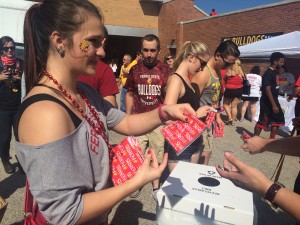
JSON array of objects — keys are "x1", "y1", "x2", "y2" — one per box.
[{"x1": 239, "y1": 31, "x2": 300, "y2": 58}]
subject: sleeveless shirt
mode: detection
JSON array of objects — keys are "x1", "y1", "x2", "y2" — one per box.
[
  {"x1": 199, "y1": 66, "x2": 221, "y2": 108},
  {"x1": 173, "y1": 73, "x2": 200, "y2": 110}
]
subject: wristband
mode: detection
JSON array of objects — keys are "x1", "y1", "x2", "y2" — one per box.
[
  {"x1": 158, "y1": 104, "x2": 168, "y2": 122},
  {"x1": 263, "y1": 182, "x2": 284, "y2": 209}
]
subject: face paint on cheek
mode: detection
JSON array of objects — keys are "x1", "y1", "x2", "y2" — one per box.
[{"x1": 79, "y1": 39, "x2": 91, "y2": 53}]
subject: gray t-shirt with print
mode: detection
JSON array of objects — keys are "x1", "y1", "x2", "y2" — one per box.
[{"x1": 15, "y1": 82, "x2": 126, "y2": 225}]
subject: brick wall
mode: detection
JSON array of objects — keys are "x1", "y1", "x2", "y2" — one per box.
[
  {"x1": 158, "y1": 0, "x2": 206, "y2": 60},
  {"x1": 90, "y1": 0, "x2": 159, "y2": 28},
  {"x1": 160, "y1": 1, "x2": 300, "y2": 75},
  {"x1": 181, "y1": 2, "x2": 300, "y2": 55}
]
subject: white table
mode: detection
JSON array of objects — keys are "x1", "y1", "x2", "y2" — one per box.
[{"x1": 252, "y1": 96, "x2": 295, "y2": 132}]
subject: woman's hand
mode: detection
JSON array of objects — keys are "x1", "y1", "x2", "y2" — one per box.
[
  {"x1": 241, "y1": 136, "x2": 269, "y2": 154},
  {"x1": 216, "y1": 152, "x2": 273, "y2": 196},
  {"x1": 162, "y1": 103, "x2": 196, "y2": 122},
  {"x1": 132, "y1": 149, "x2": 168, "y2": 187},
  {"x1": 195, "y1": 105, "x2": 211, "y2": 118}
]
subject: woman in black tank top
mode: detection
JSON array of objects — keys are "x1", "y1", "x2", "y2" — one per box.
[{"x1": 163, "y1": 41, "x2": 212, "y2": 172}]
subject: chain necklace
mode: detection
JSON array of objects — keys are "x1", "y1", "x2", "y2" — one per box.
[{"x1": 42, "y1": 69, "x2": 112, "y2": 151}]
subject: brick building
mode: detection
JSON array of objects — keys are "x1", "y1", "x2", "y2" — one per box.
[
  {"x1": 88, "y1": 0, "x2": 300, "y2": 75},
  {"x1": 32, "y1": 0, "x2": 300, "y2": 75},
  {"x1": 157, "y1": 0, "x2": 300, "y2": 75}
]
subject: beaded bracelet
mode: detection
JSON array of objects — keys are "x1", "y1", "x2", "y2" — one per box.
[{"x1": 158, "y1": 104, "x2": 168, "y2": 122}]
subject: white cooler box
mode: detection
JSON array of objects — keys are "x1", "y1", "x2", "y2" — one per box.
[{"x1": 156, "y1": 161, "x2": 257, "y2": 225}]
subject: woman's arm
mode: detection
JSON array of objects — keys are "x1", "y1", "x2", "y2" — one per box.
[
  {"x1": 113, "y1": 103, "x2": 195, "y2": 136},
  {"x1": 77, "y1": 149, "x2": 167, "y2": 224},
  {"x1": 216, "y1": 152, "x2": 300, "y2": 223},
  {"x1": 241, "y1": 135, "x2": 300, "y2": 157}
]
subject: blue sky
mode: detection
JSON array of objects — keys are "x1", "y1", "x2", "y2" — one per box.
[{"x1": 195, "y1": 0, "x2": 285, "y2": 14}]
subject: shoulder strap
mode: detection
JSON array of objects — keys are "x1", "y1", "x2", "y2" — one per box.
[
  {"x1": 14, "y1": 94, "x2": 81, "y2": 141},
  {"x1": 173, "y1": 72, "x2": 186, "y2": 83}
]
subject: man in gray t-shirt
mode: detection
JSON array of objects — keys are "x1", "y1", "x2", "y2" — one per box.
[{"x1": 278, "y1": 65, "x2": 295, "y2": 96}]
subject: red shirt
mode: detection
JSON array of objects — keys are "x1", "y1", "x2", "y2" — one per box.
[
  {"x1": 78, "y1": 61, "x2": 119, "y2": 97},
  {"x1": 125, "y1": 61, "x2": 171, "y2": 114},
  {"x1": 225, "y1": 74, "x2": 243, "y2": 89}
]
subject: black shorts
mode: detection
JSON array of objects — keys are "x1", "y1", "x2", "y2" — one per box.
[
  {"x1": 224, "y1": 88, "x2": 243, "y2": 99},
  {"x1": 256, "y1": 99, "x2": 285, "y2": 130},
  {"x1": 241, "y1": 96, "x2": 259, "y2": 102}
]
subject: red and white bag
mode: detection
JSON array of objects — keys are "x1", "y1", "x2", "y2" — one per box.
[
  {"x1": 110, "y1": 136, "x2": 144, "y2": 186},
  {"x1": 161, "y1": 114, "x2": 207, "y2": 156}
]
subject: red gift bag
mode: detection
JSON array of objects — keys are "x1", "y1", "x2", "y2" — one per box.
[
  {"x1": 213, "y1": 121, "x2": 225, "y2": 138},
  {"x1": 205, "y1": 111, "x2": 216, "y2": 128},
  {"x1": 161, "y1": 114, "x2": 207, "y2": 156},
  {"x1": 110, "y1": 136, "x2": 144, "y2": 186}
]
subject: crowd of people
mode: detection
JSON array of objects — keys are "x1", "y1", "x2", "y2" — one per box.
[{"x1": 0, "y1": 0, "x2": 299, "y2": 224}]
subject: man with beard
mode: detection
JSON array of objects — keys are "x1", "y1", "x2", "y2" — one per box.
[
  {"x1": 192, "y1": 40, "x2": 240, "y2": 165},
  {"x1": 254, "y1": 52, "x2": 285, "y2": 139},
  {"x1": 125, "y1": 34, "x2": 171, "y2": 199}
]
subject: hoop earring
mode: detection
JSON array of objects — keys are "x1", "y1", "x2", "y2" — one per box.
[{"x1": 56, "y1": 48, "x2": 65, "y2": 57}]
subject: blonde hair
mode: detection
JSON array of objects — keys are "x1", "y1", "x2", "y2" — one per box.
[
  {"x1": 232, "y1": 59, "x2": 244, "y2": 75},
  {"x1": 173, "y1": 41, "x2": 210, "y2": 70}
]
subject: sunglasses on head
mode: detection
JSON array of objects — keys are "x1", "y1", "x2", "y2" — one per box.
[
  {"x1": 2, "y1": 46, "x2": 15, "y2": 51},
  {"x1": 220, "y1": 54, "x2": 235, "y2": 67}
]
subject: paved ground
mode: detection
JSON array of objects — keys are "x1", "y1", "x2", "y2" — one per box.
[{"x1": 0, "y1": 113, "x2": 298, "y2": 225}]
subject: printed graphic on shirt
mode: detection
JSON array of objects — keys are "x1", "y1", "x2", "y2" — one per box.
[
  {"x1": 211, "y1": 81, "x2": 221, "y2": 107},
  {"x1": 138, "y1": 74, "x2": 162, "y2": 106},
  {"x1": 125, "y1": 61, "x2": 170, "y2": 114},
  {"x1": 278, "y1": 77, "x2": 288, "y2": 85},
  {"x1": 87, "y1": 106, "x2": 106, "y2": 155}
]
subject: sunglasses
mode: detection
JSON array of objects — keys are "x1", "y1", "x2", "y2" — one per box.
[
  {"x1": 166, "y1": 57, "x2": 173, "y2": 60},
  {"x1": 2, "y1": 46, "x2": 15, "y2": 51},
  {"x1": 195, "y1": 55, "x2": 208, "y2": 67},
  {"x1": 220, "y1": 55, "x2": 235, "y2": 67}
]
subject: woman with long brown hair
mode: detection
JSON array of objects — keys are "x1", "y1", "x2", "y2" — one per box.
[{"x1": 15, "y1": 0, "x2": 196, "y2": 224}]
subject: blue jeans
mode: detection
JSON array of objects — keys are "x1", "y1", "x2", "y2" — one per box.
[
  {"x1": 120, "y1": 87, "x2": 127, "y2": 112},
  {"x1": 0, "y1": 110, "x2": 17, "y2": 159}
]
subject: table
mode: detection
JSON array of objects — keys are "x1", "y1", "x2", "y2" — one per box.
[{"x1": 252, "y1": 96, "x2": 295, "y2": 132}]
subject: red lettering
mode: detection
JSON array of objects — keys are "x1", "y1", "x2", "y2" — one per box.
[{"x1": 91, "y1": 135, "x2": 99, "y2": 147}]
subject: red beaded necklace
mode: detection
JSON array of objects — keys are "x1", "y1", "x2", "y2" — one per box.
[{"x1": 42, "y1": 69, "x2": 112, "y2": 151}]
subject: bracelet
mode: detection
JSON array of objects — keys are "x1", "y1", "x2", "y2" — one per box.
[
  {"x1": 158, "y1": 104, "x2": 168, "y2": 122},
  {"x1": 263, "y1": 182, "x2": 284, "y2": 209}
]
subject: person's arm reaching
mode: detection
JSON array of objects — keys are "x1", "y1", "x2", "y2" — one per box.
[
  {"x1": 241, "y1": 132, "x2": 300, "y2": 157},
  {"x1": 216, "y1": 152, "x2": 300, "y2": 223},
  {"x1": 114, "y1": 103, "x2": 195, "y2": 136},
  {"x1": 77, "y1": 149, "x2": 167, "y2": 224}
]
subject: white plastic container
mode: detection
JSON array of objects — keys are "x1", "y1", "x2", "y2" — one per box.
[{"x1": 156, "y1": 161, "x2": 257, "y2": 225}]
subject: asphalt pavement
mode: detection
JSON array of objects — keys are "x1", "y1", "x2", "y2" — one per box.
[{"x1": 0, "y1": 113, "x2": 298, "y2": 225}]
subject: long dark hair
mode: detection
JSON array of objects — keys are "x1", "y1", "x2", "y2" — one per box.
[{"x1": 24, "y1": 0, "x2": 103, "y2": 94}]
